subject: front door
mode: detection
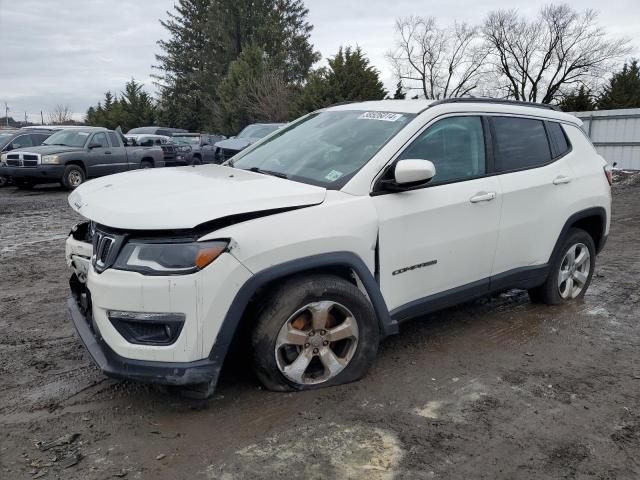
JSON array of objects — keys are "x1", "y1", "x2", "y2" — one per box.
[
  {"x1": 373, "y1": 115, "x2": 502, "y2": 315},
  {"x1": 86, "y1": 132, "x2": 111, "y2": 177}
]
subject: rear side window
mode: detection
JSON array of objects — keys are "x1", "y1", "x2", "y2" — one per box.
[
  {"x1": 492, "y1": 117, "x2": 551, "y2": 172},
  {"x1": 546, "y1": 122, "x2": 570, "y2": 158},
  {"x1": 108, "y1": 132, "x2": 122, "y2": 147}
]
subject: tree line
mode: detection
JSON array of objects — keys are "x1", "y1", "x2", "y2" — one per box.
[{"x1": 83, "y1": 1, "x2": 637, "y2": 133}]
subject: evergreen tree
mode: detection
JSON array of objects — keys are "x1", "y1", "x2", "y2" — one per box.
[
  {"x1": 154, "y1": 0, "x2": 214, "y2": 131},
  {"x1": 292, "y1": 46, "x2": 387, "y2": 116},
  {"x1": 597, "y1": 60, "x2": 640, "y2": 109},
  {"x1": 85, "y1": 80, "x2": 156, "y2": 131},
  {"x1": 154, "y1": 0, "x2": 318, "y2": 131},
  {"x1": 392, "y1": 81, "x2": 406, "y2": 99},
  {"x1": 558, "y1": 85, "x2": 595, "y2": 112}
]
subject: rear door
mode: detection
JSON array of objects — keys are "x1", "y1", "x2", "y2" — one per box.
[
  {"x1": 374, "y1": 115, "x2": 502, "y2": 316},
  {"x1": 490, "y1": 116, "x2": 578, "y2": 277}
]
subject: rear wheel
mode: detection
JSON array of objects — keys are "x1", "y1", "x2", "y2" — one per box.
[
  {"x1": 140, "y1": 160, "x2": 153, "y2": 169},
  {"x1": 62, "y1": 165, "x2": 85, "y2": 190},
  {"x1": 528, "y1": 228, "x2": 596, "y2": 305},
  {"x1": 252, "y1": 275, "x2": 379, "y2": 391}
]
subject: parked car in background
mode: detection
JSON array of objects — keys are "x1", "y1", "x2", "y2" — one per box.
[
  {"x1": 127, "y1": 126, "x2": 188, "y2": 137},
  {"x1": 4, "y1": 127, "x2": 164, "y2": 190},
  {"x1": 171, "y1": 132, "x2": 226, "y2": 165},
  {"x1": 125, "y1": 133, "x2": 184, "y2": 167},
  {"x1": 63, "y1": 98, "x2": 611, "y2": 398},
  {"x1": 215, "y1": 123, "x2": 284, "y2": 162},
  {"x1": 0, "y1": 126, "x2": 61, "y2": 187}
]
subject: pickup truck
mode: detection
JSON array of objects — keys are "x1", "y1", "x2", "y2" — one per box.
[{"x1": 3, "y1": 126, "x2": 165, "y2": 190}]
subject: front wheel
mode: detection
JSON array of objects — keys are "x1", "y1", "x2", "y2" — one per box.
[
  {"x1": 252, "y1": 275, "x2": 379, "y2": 391},
  {"x1": 0, "y1": 175, "x2": 8, "y2": 188},
  {"x1": 62, "y1": 165, "x2": 85, "y2": 190},
  {"x1": 528, "y1": 228, "x2": 596, "y2": 305}
]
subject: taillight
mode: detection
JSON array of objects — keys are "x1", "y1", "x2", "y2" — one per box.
[{"x1": 603, "y1": 165, "x2": 613, "y2": 186}]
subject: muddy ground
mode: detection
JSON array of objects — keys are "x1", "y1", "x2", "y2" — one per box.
[{"x1": 0, "y1": 179, "x2": 639, "y2": 480}]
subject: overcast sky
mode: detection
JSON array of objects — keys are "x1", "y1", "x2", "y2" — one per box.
[{"x1": 1, "y1": 0, "x2": 638, "y2": 122}]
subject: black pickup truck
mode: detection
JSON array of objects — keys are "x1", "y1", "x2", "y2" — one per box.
[{"x1": 3, "y1": 127, "x2": 164, "y2": 190}]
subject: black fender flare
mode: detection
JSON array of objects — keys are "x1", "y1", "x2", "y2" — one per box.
[
  {"x1": 207, "y1": 251, "x2": 396, "y2": 365},
  {"x1": 549, "y1": 206, "x2": 608, "y2": 260}
]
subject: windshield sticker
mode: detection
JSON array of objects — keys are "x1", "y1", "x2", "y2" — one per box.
[
  {"x1": 358, "y1": 111, "x2": 403, "y2": 122},
  {"x1": 325, "y1": 169, "x2": 343, "y2": 182}
]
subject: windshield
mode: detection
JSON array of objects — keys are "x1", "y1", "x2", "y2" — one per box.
[
  {"x1": 172, "y1": 136, "x2": 200, "y2": 145},
  {"x1": 232, "y1": 111, "x2": 414, "y2": 188},
  {"x1": 237, "y1": 124, "x2": 282, "y2": 139},
  {"x1": 43, "y1": 130, "x2": 91, "y2": 147},
  {"x1": 0, "y1": 132, "x2": 16, "y2": 148},
  {"x1": 127, "y1": 127, "x2": 156, "y2": 134}
]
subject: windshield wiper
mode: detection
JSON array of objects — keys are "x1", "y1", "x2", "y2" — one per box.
[{"x1": 246, "y1": 167, "x2": 288, "y2": 179}]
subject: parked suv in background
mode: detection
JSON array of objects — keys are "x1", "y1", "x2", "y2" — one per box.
[
  {"x1": 214, "y1": 123, "x2": 284, "y2": 162},
  {"x1": 65, "y1": 98, "x2": 611, "y2": 398},
  {"x1": 171, "y1": 133, "x2": 226, "y2": 165},
  {"x1": 0, "y1": 127, "x2": 60, "y2": 186}
]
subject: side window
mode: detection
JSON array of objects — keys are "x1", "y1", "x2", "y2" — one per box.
[
  {"x1": 108, "y1": 132, "x2": 122, "y2": 147},
  {"x1": 92, "y1": 133, "x2": 109, "y2": 148},
  {"x1": 546, "y1": 122, "x2": 570, "y2": 158},
  {"x1": 12, "y1": 135, "x2": 35, "y2": 149},
  {"x1": 398, "y1": 116, "x2": 486, "y2": 184},
  {"x1": 157, "y1": 129, "x2": 171, "y2": 136},
  {"x1": 492, "y1": 117, "x2": 551, "y2": 171}
]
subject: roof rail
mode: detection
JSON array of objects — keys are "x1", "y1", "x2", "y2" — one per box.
[{"x1": 429, "y1": 97, "x2": 561, "y2": 112}]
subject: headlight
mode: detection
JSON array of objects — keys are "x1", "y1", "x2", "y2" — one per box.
[
  {"x1": 178, "y1": 145, "x2": 192, "y2": 153},
  {"x1": 41, "y1": 154, "x2": 61, "y2": 164},
  {"x1": 0, "y1": 153, "x2": 7, "y2": 163},
  {"x1": 113, "y1": 239, "x2": 228, "y2": 275}
]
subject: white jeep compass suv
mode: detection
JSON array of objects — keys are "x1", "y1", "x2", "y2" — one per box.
[{"x1": 65, "y1": 98, "x2": 611, "y2": 397}]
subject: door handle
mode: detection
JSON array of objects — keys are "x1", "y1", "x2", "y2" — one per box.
[
  {"x1": 105, "y1": 151, "x2": 111, "y2": 154},
  {"x1": 470, "y1": 191, "x2": 497, "y2": 203},
  {"x1": 553, "y1": 175, "x2": 571, "y2": 185}
]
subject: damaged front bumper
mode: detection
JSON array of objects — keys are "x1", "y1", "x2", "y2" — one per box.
[{"x1": 67, "y1": 275, "x2": 223, "y2": 386}]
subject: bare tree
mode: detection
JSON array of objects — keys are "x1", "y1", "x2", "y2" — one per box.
[
  {"x1": 245, "y1": 70, "x2": 291, "y2": 123},
  {"x1": 48, "y1": 104, "x2": 73, "y2": 125},
  {"x1": 483, "y1": 4, "x2": 631, "y2": 103},
  {"x1": 387, "y1": 16, "x2": 488, "y2": 99}
]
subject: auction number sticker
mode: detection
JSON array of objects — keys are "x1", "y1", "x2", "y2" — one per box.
[
  {"x1": 325, "y1": 169, "x2": 343, "y2": 181},
  {"x1": 358, "y1": 111, "x2": 403, "y2": 122}
]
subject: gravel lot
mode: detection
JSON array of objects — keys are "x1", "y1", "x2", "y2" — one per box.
[{"x1": 1, "y1": 178, "x2": 639, "y2": 479}]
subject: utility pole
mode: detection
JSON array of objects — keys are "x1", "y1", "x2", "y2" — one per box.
[
  {"x1": 25, "y1": 112, "x2": 28, "y2": 125},
  {"x1": 41, "y1": 110, "x2": 44, "y2": 125},
  {"x1": 4, "y1": 102, "x2": 8, "y2": 127}
]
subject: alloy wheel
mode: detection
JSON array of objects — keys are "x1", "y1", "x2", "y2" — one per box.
[
  {"x1": 274, "y1": 301, "x2": 359, "y2": 385},
  {"x1": 558, "y1": 242, "x2": 591, "y2": 299}
]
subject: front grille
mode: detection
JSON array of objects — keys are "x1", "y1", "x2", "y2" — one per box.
[
  {"x1": 218, "y1": 148, "x2": 238, "y2": 161},
  {"x1": 5, "y1": 153, "x2": 39, "y2": 167},
  {"x1": 161, "y1": 144, "x2": 177, "y2": 162},
  {"x1": 92, "y1": 228, "x2": 125, "y2": 274}
]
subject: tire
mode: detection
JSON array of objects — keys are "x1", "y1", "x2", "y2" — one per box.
[
  {"x1": 191, "y1": 155, "x2": 202, "y2": 166},
  {"x1": 140, "y1": 160, "x2": 153, "y2": 169},
  {"x1": 62, "y1": 164, "x2": 85, "y2": 190},
  {"x1": 528, "y1": 228, "x2": 596, "y2": 305},
  {"x1": 252, "y1": 274, "x2": 379, "y2": 392},
  {"x1": 0, "y1": 175, "x2": 9, "y2": 188}
]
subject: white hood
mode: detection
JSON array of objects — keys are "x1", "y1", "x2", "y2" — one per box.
[{"x1": 68, "y1": 164, "x2": 326, "y2": 230}]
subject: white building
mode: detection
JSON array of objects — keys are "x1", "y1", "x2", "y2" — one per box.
[{"x1": 571, "y1": 108, "x2": 640, "y2": 170}]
